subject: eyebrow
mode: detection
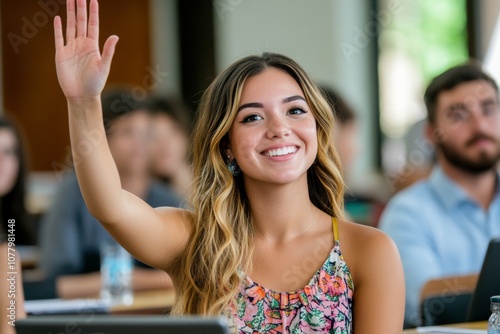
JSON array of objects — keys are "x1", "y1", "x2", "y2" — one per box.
[
  {"x1": 446, "y1": 97, "x2": 498, "y2": 112},
  {"x1": 446, "y1": 103, "x2": 467, "y2": 112},
  {"x1": 480, "y1": 97, "x2": 497, "y2": 106},
  {"x1": 237, "y1": 95, "x2": 306, "y2": 112}
]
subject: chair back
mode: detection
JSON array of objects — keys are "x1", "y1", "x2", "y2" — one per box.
[
  {"x1": 420, "y1": 292, "x2": 473, "y2": 326},
  {"x1": 419, "y1": 274, "x2": 478, "y2": 326}
]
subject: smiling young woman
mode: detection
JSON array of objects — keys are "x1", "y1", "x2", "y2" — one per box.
[{"x1": 52, "y1": 0, "x2": 405, "y2": 332}]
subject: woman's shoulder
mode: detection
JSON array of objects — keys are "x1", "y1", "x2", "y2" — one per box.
[
  {"x1": 338, "y1": 219, "x2": 400, "y2": 281},
  {"x1": 338, "y1": 219, "x2": 392, "y2": 244}
]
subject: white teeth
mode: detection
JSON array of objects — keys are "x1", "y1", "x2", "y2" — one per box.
[{"x1": 265, "y1": 146, "x2": 297, "y2": 157}]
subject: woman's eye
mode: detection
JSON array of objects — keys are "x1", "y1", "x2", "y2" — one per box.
[
  {"x1": 289, "y1": 107, "x2": 306, "y2": 115},
  {"x1": 241, "y1": 114, "x2": 263, "y2": 123}
]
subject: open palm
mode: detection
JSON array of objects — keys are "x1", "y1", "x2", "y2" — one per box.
[{"x1": 54, "y1": 0, "x2": 118, "y2": 100}]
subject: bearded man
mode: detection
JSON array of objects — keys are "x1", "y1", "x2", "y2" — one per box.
[{"x1": 380, "y1": 63, "x2": 500, "y2": 328}]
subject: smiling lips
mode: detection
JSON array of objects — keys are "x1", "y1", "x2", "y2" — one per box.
[{"x1": 263, "y1": 146, "x2": 298, "y2": 157}]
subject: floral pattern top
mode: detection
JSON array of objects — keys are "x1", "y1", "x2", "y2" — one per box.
[{"x1": 230, "y1": 218, "x2": 354, "y2": 333}]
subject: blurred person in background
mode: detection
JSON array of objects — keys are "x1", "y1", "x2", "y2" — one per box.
[
  {"x1": 145, "y1": 95, "x2": 193, "y2": 199},
  {"x1": 391, "y1": 119, "x2": 435, "y2": 193},
  {"x1": 0, "y1": 117, "x2": 35, "y2": 244},
  {"x1": 380, "y1": 63, "x2": 500, "y2": 327},
  {"x1": 320, "y1": 85, "x2": 360, "y2": 170},
  {"x1": 321, "y1": 85, "x2": 385, "y2": 227},
  {"x1": 0, "y1": 117, "x2": 28, "y2": 333},
  {"x1": 38, "y1": 88, "x2": 182, "y2": 299}
]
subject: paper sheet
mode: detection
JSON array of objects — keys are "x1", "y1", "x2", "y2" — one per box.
[
  {"x1": 416, "y1": 326, "x2": 487, "y2": 334},
  {"x1": 25, "y1": 298, "x2": 111, "y2": 315}
]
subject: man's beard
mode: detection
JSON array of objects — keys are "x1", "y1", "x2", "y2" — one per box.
[{"x1": 438, "y1": 134, "x2": 500, "y2": 174}]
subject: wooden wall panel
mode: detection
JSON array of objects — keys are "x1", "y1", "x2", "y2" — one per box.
[{"x1": 1, "y1": 0, "x2": 152, "y2": 171}]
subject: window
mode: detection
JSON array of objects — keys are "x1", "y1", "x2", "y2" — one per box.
[{"x1": 377, "y1": 0, "x2": 468, "y2": 182}]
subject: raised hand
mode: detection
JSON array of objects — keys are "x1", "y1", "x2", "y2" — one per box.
[{"x1": 54, "y1": 0, "x2": 118, "y2": 100}]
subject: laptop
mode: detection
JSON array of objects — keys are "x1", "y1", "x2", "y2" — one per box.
[
  {"x1": 466, "y1": 237, "x2": 500, "y2": 322},
  {"x1": 15, "y1": 315, "x2": 230, "y2": 334}
]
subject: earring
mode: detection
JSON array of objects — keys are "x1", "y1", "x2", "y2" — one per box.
[{"x1": 227, "y1": 156, "x2": 241, "y2": 176}]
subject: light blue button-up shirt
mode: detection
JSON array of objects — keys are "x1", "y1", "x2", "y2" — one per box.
[{"x1": 379, "y1": 166, "x2": 500, "y2": 327}]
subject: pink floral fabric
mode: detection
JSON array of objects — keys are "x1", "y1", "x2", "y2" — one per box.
[{"x1": 230, "y1": 240, "x2": 354, "y2": 333}]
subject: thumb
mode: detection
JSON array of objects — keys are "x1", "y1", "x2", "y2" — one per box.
[{"x1": 101, "y1": 35, "x2": 119, "y2": 70}]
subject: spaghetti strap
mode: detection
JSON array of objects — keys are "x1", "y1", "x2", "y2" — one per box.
[{"x1": 332, "y1": 217, "x2": 339, "y2": 242}]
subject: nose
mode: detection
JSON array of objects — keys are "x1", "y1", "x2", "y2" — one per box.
[{"x1": 266, "y1": 114, "x2": 291, "y2": 139}]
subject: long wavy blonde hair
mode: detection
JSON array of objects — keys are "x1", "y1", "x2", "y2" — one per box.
[{"x1": 169, "y1": 53, "x2": 345, "y2": 316}]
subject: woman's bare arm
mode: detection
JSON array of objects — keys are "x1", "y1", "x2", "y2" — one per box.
[
  {"x1": 341, "y1": 222, "x2": 405, "y2": 333},
  {"x1": 54, "y1": 0, "x2": 190, "y2": 270}
]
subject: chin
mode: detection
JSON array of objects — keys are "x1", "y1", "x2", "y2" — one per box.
[{"x1": 270, "y1": 173, "x2": 307, "y2": 185}]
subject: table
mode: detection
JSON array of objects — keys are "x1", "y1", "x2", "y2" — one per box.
[
  {"x1": 402, "y1": 321, "x2": 487, "y2": 333},
  {"x1": 24, "y1": 289, "x2": 176, "y2": 316},
  {"x1": 110, "y1": 289, "x2": 175, "y2": 315}
]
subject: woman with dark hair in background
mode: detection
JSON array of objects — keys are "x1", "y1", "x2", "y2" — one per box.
[
  {"x1": 0, "y1": 117, "x2": 34, "y2": 244},
  {"x1": 319, "y1": 85, "x2": 359, "y2": 171},
  {"x1": 320, "y1": 86, "x2": 386, "y2": 227},
  {"x1": 0, "y1": 117, "x2": 28, "y2": 334}
]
